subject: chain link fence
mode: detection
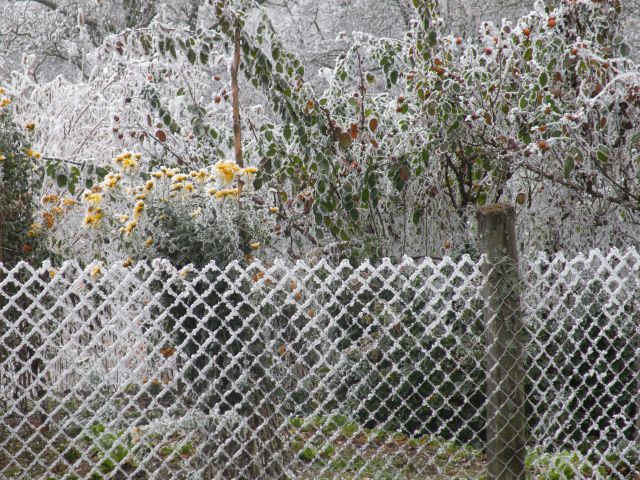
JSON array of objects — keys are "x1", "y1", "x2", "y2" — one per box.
[{"x1": 1, "y1": 247, "x2": 640, "y2": 479}]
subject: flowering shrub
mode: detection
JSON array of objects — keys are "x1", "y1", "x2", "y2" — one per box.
[{"x1": 50, "y1": 151, "x2": 271, "y2": 267}]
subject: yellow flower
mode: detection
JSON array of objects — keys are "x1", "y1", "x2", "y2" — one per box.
[
  {"x1": 42, "y1": 211, "x2": 55, "y2": 229},
  {"x1": 90, "y1": 265, "x2": 102, "y2": 280},
  {"x1": 171, "y1": 183, "x2": 183, "y2": 191},
  {"x1": 135, "y1": 193, "x2": 147, "y2": 200},
  {"x1": 0, "y1": 98, "x2": 11, "y2": 108},
  {"x1": 62, "y1": 198, "x2": 77, "y2": 207},
  {"x1": 207, "y1": 188, "x2": 217, "y2": 196},
  {"x1": 183, "y1": 182, "x2": 194, "y2": 192},
  {"x1": 114, "y1": 152, "x2": 139, "y2": 172},
  {"x1": 151, "y1": 171, "x2": 164, "y2": 179},
  {"x1": 51, "y1": 206, "x2": 64, "y2": 216},
  {"x1": 190, "y1": 170, "x2": 209, "y2": 183},
  {"x1": 143, "y1": 237, "x2": 153, "y2": 247},
  {"x1": 82, "y1": 191, "x2": 102, "y2": 205},
  {"x1": 250, "y1": 242, "x2": 261, "y2": 250},
  {"x1": 102, "y1": 173, "x2": 122, "y2": 189},
  {"x1": 121, "y1": 157, "x2": 138, "y2": 171},
  {"x1": 133, "y1": 201, "x2": 145, "y2": 218},
  {"x1": 25, "y1": 122, "x2": 36, "y2": 131},
  {"x1": 27, "y1": 223, "x2": 42, "y2": 237},
  {"x1": 122, "y1": 257, "x2": 134, "y2": 268},
  {"x1": 121, "y1": 219, "x2": 138, "y2": 235},
  {"x1": 269, "y1": 207, "x2": 279, "y2": 213},
  {"x1": 118, "y1": 214, "x2": 129, "y2": 222},
  {"x1": 214, "y1": 188, "x2": 239, "y2": 200},
  {"x1": 49, "y1": 269, "x2": 56, "y2": 279},
  {"x1": 0, "y1": 87, "x2": 5, "y2": 95},
  {"x1": 172, "y1": 174, "x2": 188, "y2": 183},
  {"x1": 190, "y1": 208, "x2": 202, "y2": 218},
  {"x1": 145, "y1": 180, "x2": 155, "y2": 191},
  {"x1": 241, "y1": 166, "x2": 258, "y2": 176},
  {"x1": 0, "y1": 155, "x2": 5, "y2": 161},
  {"x1": 42, "y1": 194, "x2": 60, "y2": 204},
  {"x1": 83, "y1": 207, "x2": 104, "y2": 227},
  {"x1": 213, "y1": 160, "x2": 240, "y2": 186},
  {"x1": 24, "y1": 148, "x2": 36, "y2": 158}
]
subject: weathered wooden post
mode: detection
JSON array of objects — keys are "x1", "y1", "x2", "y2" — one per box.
[{"x1": 477, "y1": 204, "x2": 526, "y2": 480}]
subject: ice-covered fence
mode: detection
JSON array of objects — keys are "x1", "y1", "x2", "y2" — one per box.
[{"x1": 1, "y1": 248, "x2": 640, "y2": 479}]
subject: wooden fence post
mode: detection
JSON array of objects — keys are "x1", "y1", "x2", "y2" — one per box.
[{"x1": 477, "y1": 204, "x2": 526, "y2": 480}]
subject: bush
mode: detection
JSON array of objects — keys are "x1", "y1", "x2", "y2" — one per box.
[{"x1": 0, "y1": 89, "x2": 44, "y2": 266}]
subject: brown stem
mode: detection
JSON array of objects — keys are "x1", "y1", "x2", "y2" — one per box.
[
  {"x1": 250, "y1": 196, "x2": 319, "y2": 246},
  {"x1": 231, "y1": 26, "x2": 244, "y2": 193}
]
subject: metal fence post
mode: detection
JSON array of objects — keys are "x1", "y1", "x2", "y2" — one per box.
[{"x1": 477, "y1": 203, "x2": 526, "y2": 480}]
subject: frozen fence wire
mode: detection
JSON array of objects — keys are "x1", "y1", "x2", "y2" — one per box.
[{"x1": 1, "y1": 249, "x2": 640, "y2": 479}]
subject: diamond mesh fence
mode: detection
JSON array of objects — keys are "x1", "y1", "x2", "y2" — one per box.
[{"x1": 1, "y1": 249, "x2": 639, "y2": 479}]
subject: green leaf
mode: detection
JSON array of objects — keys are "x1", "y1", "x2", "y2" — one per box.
[
  {"x1": 524, "y1": 48, "x2": 533, "y2": 62},
  {"x1": 620, "y1": 43, "x2": 631, "y2": 57},
  {"x1": 167, "y1": 39, "x2": 177, "y2": 58},
  {"x1": 538, "y1": 72, "x2": 548, "y2": 88},
  {"x1": 56, "y1": 174, "x2": 67, "y2": 188},
  {"x1": 95, "y1": 167, "x2": 109, "y2": 179},
  {"x1": 596, "y1": 145, "x2": 611, "y2": 162},
  {"x1": 283, "y1": 124, "x2": 291, "y2": 140},
  {"x1": 187, "y1": 49, "x2": 196, "y2": 64},
  {"x1": 629, "y1": 131, "x2": 640, "y2": 146},
  {"x1": 428, "y1": 31, "x2": 437, "y2": 48},
  {"x1": 412, "y1": 209, "x2": 421, "y2": 225},
  {"x1": 563, "y1": 156, "x2": 575, "y2": 179},
  {"x1": 200, "y1": 51, "x2": 209, "y2": 64}
]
